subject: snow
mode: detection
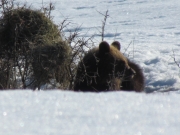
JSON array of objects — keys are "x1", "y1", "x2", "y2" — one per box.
[
  {"x1": 1, "y1": 90, "x2": 180, "y2": 135},
  {"x1": 21, "y1": 0, "x2": 180, "y2": 92},
  {"x1": 1, "y1": 0, "x2": 180, "y2": 134}
]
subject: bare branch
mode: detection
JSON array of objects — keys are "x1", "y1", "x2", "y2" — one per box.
[
  {"x1": 97, "y1": 10, "x2": 109, "y2": 41},
  {"x1": 171, "y1": 49, "x2": 180, "y2": 68}
]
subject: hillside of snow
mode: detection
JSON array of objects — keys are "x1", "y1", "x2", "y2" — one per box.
[{"x1": 23, "y1": 0, "x2": 180, "y2": 92}]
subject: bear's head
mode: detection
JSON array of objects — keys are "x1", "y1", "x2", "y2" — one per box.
[{"x1": 74, "y1": 41, "x2": 136, "y2": 92}]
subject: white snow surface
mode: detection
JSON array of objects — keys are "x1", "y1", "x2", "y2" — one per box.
[
  {"x1": 1, "y1": 0, "x2": 180, "y2": 134},
  {"x1": 1, "y1": 90, "x2": 180, "y2": 135}
]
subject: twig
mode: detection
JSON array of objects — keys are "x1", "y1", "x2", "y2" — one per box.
[
  {"x1": 172, "y1": 49, "x2": 180, "y2": 68},
  {"x1": 97, "y1": 10, "x2": 109, "y2": 41}
]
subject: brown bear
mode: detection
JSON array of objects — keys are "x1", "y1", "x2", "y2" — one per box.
[{"x1": 74, "y1": 41, "x2": 144, "y2": 92}]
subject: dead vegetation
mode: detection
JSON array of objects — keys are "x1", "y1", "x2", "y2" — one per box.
[{"x1": 0, "y1": 0, "x2": 95, "y2": 90}]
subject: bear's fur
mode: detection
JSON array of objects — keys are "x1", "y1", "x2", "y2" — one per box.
[
  {"x1": 120, "y1": 60, "x2": 144, "y2": 92},
  {"x1": 74, "y1": 41, "x2": 144, "y2": 92},
  {"x1": 111, "y1": 41, "x2": 145, "y2": 92}
]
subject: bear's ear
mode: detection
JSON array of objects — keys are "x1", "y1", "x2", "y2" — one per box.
[
  {"x1": 99, "y1": 41, "x2": 110, "y2": 55},
  {"x1": 111, "y1": 41, "x2": 121, "y2": 50}
]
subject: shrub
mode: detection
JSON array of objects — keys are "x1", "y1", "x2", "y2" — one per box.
[{"x1": 0, "y1": 3, "x2": 71, "y2": 89}]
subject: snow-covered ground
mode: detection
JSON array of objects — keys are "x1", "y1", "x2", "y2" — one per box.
[
  {"x1": 1, "y1": 90, "x2": 180, "y2": 135},
  {"x1": 1, "y1": 0, "x2": 180, "y2": 134},
  {"x1": 23, "y1": 0, "x2": 180, "y2": 92}
]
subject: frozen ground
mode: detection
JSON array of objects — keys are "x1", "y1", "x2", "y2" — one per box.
[{"x1": 0, "y1": 0, "x2": 180, "y2": 134}]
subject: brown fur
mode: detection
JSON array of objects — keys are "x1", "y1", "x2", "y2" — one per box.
[
  {"x1": 74, "y1": 41, "x2": 136, "y2": 92},
  {"x1": 121, "y1": 59, "x2": 145, "y2": 92},
  {"x1": 112, "y1": 41, "x2": 145, "y2": 92}
]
